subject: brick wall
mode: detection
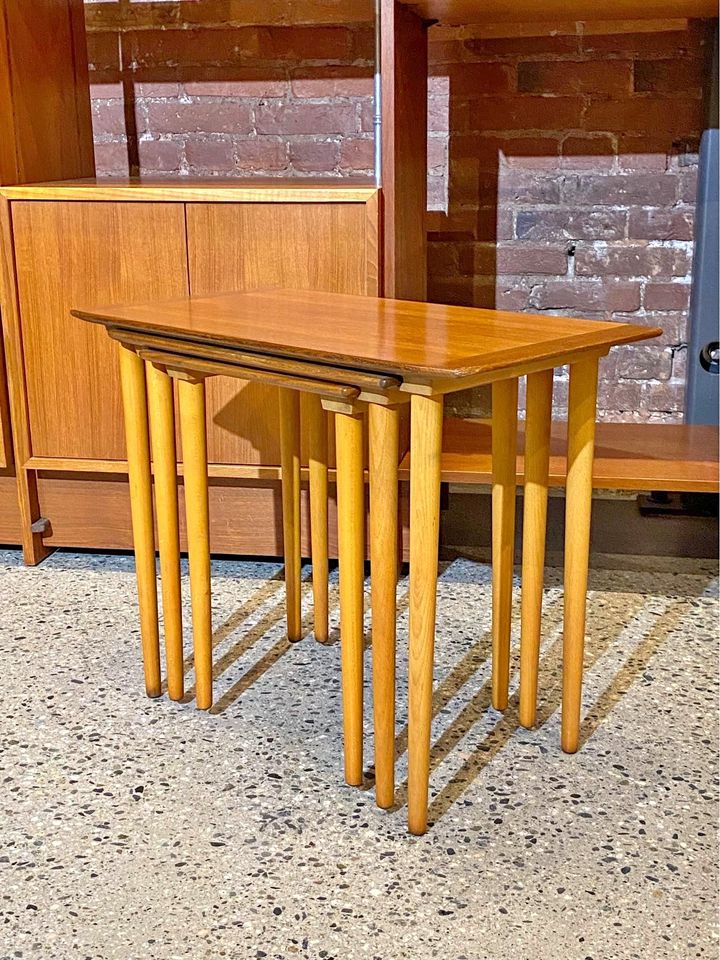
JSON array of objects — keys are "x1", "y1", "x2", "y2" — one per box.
[
  {"x1": 427, "y1": 21, "x2": 711, "y2": 423},
  {"x1": 84, "y1": 5, "x2": 713, "y2": 423}
]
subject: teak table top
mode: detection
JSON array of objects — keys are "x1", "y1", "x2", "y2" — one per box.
[{"x1": 73, "y1": 288, "x2": 660, "y2": 393}]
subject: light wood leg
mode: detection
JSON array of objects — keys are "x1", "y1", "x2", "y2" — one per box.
[
  {"x1": 562, "y1": 357, "x2": 599, "y2": 753},
  {"x1": 146, "y1": 362, "x2": 184, "y2": 702},
  {"x1": 519, "y1": 369, "x2": 553, "y2": 729},
  {"x1": 307, "y1": 395, "x2": 329, "y2": 643},
  {"x1": 407, "y1": 393, "x2": 443, "y2": 836},
  {"x1": 335, "y1": 408, "x2": 365, "y2": 787},
  {"x1": 369, "y1": 403, "x2": 400, "y2": 809},
  {"x1": 118, "y1": 344, "x2": 161, "y2": 698},
  {"x1": 178, "y1": 376, "x2": 212, "y2": 711},
  {"x1": 279, "y1": 389, "x2": 302, "y2": 642},
  {"x1": 491, "y1": 378, "x2": 519, "y2": 711}
]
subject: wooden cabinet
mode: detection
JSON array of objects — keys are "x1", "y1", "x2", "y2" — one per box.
[
  {"x1": 12, "y1": 201, "x2": 188, "y2": 460},
  {"x1": 0, "y1": 179, "x2": 381, "y2": 556}
]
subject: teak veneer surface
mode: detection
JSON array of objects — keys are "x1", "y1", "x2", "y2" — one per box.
[
  {"x1": 73, "y1": 289, "x2": 660, "y2": 385},
  {"x1": 0, "y1": 177, "x2": 378, "y2": 203},
  {"x1": 413, "y1": 419, "x2": 720, "y2": 493},
  {"x1": 401, "y1": 0, "x2": 717, "y2": 23}
]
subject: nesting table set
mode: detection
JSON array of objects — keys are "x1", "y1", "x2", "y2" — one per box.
[{"x1": 73, "y1": 289, "x2": 659, "y2": 835}]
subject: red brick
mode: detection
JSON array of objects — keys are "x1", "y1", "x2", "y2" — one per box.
[
  {"x1": 597, "y1": 379, "x2": 644, "y2": 412},
  {"x1": 515, "y1": 209, "x2": 627, "y2": 242},
  {"x1": 290, "y1": 68, "x2": 373, "y2": 99},
  {"x1": 530, "y1": 280, "x2": 641, "y2": 313},
  {"x1": 183, "y1": 74, "x2": 288, "y2": 99},
  {"x1": 91, "y1": 101, "x2": 128, "y2": 138},
  {"x1": 93, "y1": 140, "x2": 130, "y2": 177},
  {"x1": 642, "y1": 380, "x2": 685, "y2": 414},
  {"x1": 441, "y1": 62, "x2": 513, "y2": 97},
  {"x1": 581, "y1": 30, "x2": 699, "y2": 58},
  {"x1": 463, "y1": 96, "x2": 585, "y2": 133},
  {"x1": 678, "y1": 170, "x2": 698, "y2": 203},
  {"x1": 465, "y1": 35, "x2": 580, "y2": 57},
  {"x1": 359, "y1": 100, "x2": 375, "y2": 134},
  {"x1": 428, "y1": 137, "x2": 447, "y2": 173},
  {"x1": 259, "y1": 26, "x2": 353, "y2": 61},
  {"x1": 628, "y1": 207, "x2": 694, "y2": 241},
  {"x1": 289, "y1": 140, "x2": 340, "y2": 173},
  {"x1": 518, "y1": 60, "x2": 632, "y2": 97},
  {"x1": 185, "y1": 138, "x2": 236, "y2": 174},
  {"x1": 338, "y1": 137, "x2": 374, "y2": 171},
  {"x1": 234, "y1": 139, "x2": 288, "y2": 172},
  {"x1": 137, "y1": 138, "x2": 183, "y2": 173},
  {"x1": 90, "y1": 82, "x2": 124, "y2": 100},
  {"x1": 560, "y1": 135, "x2": 615, "y2": 172},
  {"x1": 497, "y1": 172, "x2": 562, "y2": 204},
  {"x1": 622, "y1": 312, "x2": 687, "y2": 346},
  {"x1": 85, "y1": 30, "x2": 122, "y2": 74},
  {"x1": 616, "y1": 345, "x2": 673, "y2": 380},
  {"x1": 584, "y1": 99, "x2": 703, "y2": 138},
  {"x1": 144, "y1": 101, "x2": 253, "y2": 136},
  {"x1": 496, "y1": 280, "x2": 533, "y2": 311},
  {"x1": 135, "y1": 82, "x2": 182, "y2": 99},
  {"x1": 255, "y1": 102, "x2": 356, "y2": 136},
  {"x1": 131, "y1": 27, "x2": 264, "y2": 67},
  {"x1": 575, "y1": 245, "x2": 691, "y2": 279},
  {"x1": 643, "y1": 282, "x2": 691, "y2": 311},
  {"x1": 617, "y1": 143, "x2": 670, "y2": 172},
  {"x1": 634, "y1": 58, "x2": 704, "y2": 97},
  {"x1": 562, "y1": 174, "x2": 678, "y2": 206},
  {"x1": 495, "y1": 245, "x2": 569, "y2": 276}
]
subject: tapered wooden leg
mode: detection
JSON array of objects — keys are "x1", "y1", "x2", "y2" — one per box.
[
  {"x1": 146, "y1": 362, "x2": 184, "y2": 702},
  {"x1": 407, "y1": 393, "x2": 443, "y2": 836},
  {"x1": 335, "y1": 408, "x2": 365, "y2": 787},
  {"x1": 369, "y1": 403, "x2": 400, "y2": 809},
  {"x1": 178, "y1": 376, "x2": 212, "y2": 711},
  {"x1": 562, "y1": 358, "x2": 599, "y2": 753},
  {"x1": 491, "y1": 378, "x2": 519, "y2": 711},
  {"x1": 306, "y1": 395, "x2": 329, "y2": 643},
  {"x1": 279, "y1": 389, "x2": 302, "y2": 642},
  {"x1": 519, "y1": 370, "x2": 553, "y2": 729},
  {"x1": 118, "y1": 344, "x2": 161, "y2": 698}
]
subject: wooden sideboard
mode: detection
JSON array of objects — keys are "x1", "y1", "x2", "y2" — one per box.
[{"x1": 0, "y1": 179, "x2": 389, "y2": 559}]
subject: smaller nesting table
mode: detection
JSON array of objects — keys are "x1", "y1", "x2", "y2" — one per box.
[{"x1": 73, "y1": 289, "x2": 659, "y2": 835}]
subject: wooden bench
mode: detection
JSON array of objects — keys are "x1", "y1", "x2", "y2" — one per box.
[{"x1": 400, "y1": 420, "x2": 719, "y2": 493}]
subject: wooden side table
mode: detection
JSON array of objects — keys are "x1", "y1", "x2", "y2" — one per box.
[{"x1": 73, "y1": 289, "x2": 660, "y2": 834}]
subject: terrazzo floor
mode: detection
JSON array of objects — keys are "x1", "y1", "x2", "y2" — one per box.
[{"x1": 0, "y1": 549, "x2": 717, "y2": 960}]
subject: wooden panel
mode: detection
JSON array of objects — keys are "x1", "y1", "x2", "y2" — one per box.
[
  {"x1": 0, "y1": 179, "x2": 378, "y2": 203},
  {"x1": 401, "y1": 0, "x2": 717, "y2": 23},
  {"x1": 35, "y1": 474, "x2": 410, "y2": 559},
  {"x1": 186, "y1": 202, "x2": 376, "y2": 465},
  {"x1": 404, "y1": 419, "x2": 720, "y2": 494},
  {"x1": 0, "y1": 0, "x2": 94, "y2": 185},
  {"x1": 12, "y1": 201, "x2": 188, "y2": 460},
  {"x1": 0, "y1": 470, "x2": 21, "y2": 542},
  {"x1": 381, "y1": 0, "x2": 428, "y2": 301},
  {"x1": 74, "y1": 288, "x2": 659, "y2": 384}
]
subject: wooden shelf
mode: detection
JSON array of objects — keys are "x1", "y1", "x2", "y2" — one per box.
[
  {"x1": 0, "y1": 176, "x2": 379, "y2": 204},
  {"x1": 401, "y1": 0, "x2": 717, "y2": 23},
  {"x1": 401, "y1": 419, "x2": 720, "y2": 493}
]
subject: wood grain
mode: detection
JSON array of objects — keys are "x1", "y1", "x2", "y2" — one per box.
[
  {"x1": 185, "y1": 202, "x2": 377, "y2": 466},
  {"x1": 12, "y1": 201, "x2": 188, "y2": 460},
  {"x1": 279, "y1": 389, "x2": 303, "y2": 643},
  {"x1": 402, "y1": 419, "x2": 720, "y2": 494},
  {"x1": 0, "y1": 179, "x2": 378, "y2": 203},
  {"x1": 400, "y1": 0, "x2": 716, "y2": 22},
  {"x1": 407, "y1": 393, "x2": 444, "y2": 836},
  {"x1": 74, "y1": 288, "x2": 660, "y2": 389},
  {"x1": 381, "y1": 0, "x2": 428, "y2": 301}
]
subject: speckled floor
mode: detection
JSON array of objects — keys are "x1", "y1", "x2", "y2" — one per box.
[{"x1": 0, "y1": 549, "x2": 717, "y2": 960}]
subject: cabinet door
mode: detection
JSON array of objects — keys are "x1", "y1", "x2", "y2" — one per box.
[
  {"x1": 186, "y1": 202, "x2": 374, "y2": 465},
  {"x1": 12, "y1": 201, "x2": 188, "y2": 460}
]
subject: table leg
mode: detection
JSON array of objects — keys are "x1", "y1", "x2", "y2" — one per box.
[
  {"x1": 369, "y1": 403, "x2": 400, "y2": 809},
  {"x1": 335, "y1": 408, "x2": 365, "y2": 787},
  {"x1": 178, "y1": 376, "x2": 212, "y2": 711},
  {"x1": 146, "y1": 362, "x2": 184, "y2": 702},
  {"x1": 519, "y1": 369, "x2": 553, "y2": 729},
  {"x1": 491, "y1": 378, "x2": 519, "y2": 711},
  {"x1": 408, "y1": 393, "x2": 443, "y2": 836},
  {"x1": 118, "y1": 344, "x2": 161, "y2": 699},
  {"x1": 306, "y1": 395, "x2": 329, "y2": 643},
  {"x1": 562, "y1": 357, "x2": 599, "y2": 753},
  {"x1": 279, "y1": 389, "x2": 302, "y2": 642}
]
